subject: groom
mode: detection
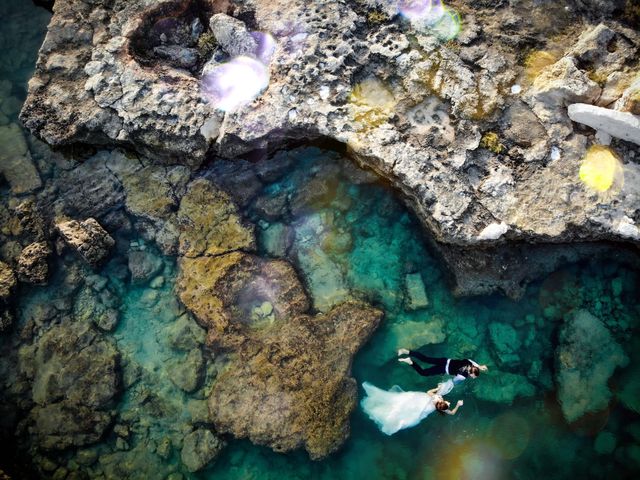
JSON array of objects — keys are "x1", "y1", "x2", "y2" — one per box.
[{"x1": 398, "y1": 348, "x2": 488, "y2": 384}]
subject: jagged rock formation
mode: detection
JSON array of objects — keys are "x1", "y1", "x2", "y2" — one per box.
[
  {"x1": 16, "y1": 242, "x2": 50, "y2": 285},
  {"x1": 19, "y1": 0, "x2": 640, "y2": 253},
  {"x1": 56, "y1": 218, "x2": 115, "y2": 267},
  {"x1": 177, "y1": 251, "x2": 383, "y2": 459}
]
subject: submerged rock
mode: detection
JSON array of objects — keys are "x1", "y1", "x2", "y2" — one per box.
[
  {"x1": 0, "y1": 123, "x2": 42, "y2": 195},
  {"x1": 128, "y1": 249, "x2": 163, "y2": 285},
  {"x1": 472, "y1": 371, "x2": 536, "y2": 405},
  {"x1": 208, "y1": 301, "x2": 383, "y2": 460},
  {"x1": 177, "y1": 250, "x2": 383, "y2": 459},
  {"x1": 56, "y1": 218, "x2": 115, "y2": 267},
  {"x1": 168, "y1": 349, "x2": 204, "y2": 393},
  {"x1": 0, "y1": 260, "x2": 17, "y2": 303},
  {"x1": 181, "y1": 428, "x2": 225, "y2": 472},
  {"x1": 20, "y1": 320, "x2": 120, "y2": 450},
  {"x1": 17, "y1": 241, "x2": 50, "y2": 284},
  {"x1": 556, "y1": 309, "x2": 628, "y2": 423},
  {"x1": 177, "y1": 179, "x2": 255, "y2": 258},
  {"x1": 404, "y1": 272, "x2": 429, "y2": 310},
  {"x1": 0, "y1": 261, "x2": 16, "y2": 332}
]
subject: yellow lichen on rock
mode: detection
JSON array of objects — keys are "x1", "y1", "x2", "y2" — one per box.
[
  {"x1": 480, "y1": 132, "x2": 505, "y2": 154},
  {"x1": 524, "y1": 50, "x2": 560, "y2": 83},
  {"x1": 348, "y1": 78, "x2": 397, "y2": 131}
]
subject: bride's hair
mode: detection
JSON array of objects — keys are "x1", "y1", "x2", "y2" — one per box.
[{"x1": 435, "y1": 400, "x2": 449, "y2": 412}]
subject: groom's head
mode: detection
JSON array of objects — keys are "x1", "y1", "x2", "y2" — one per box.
[{"x1": 469, "y1": 366, "x2": 481, "y2": 378}]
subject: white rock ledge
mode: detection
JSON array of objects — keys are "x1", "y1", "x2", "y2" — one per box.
[
  {"x1": 477, "y1": 222, "x2": 509, "y2": 241},
  {"x1": 568, "y1": 103, "x2": 640, "y2": 146}
]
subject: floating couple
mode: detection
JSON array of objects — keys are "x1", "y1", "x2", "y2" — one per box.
[{"x1": 361, "y1": 349, "x2": 489, "y2": 435}]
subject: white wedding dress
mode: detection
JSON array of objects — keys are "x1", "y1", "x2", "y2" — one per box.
[{"x1": 361, "y1": 380, "x2": 454, "y2": 435}]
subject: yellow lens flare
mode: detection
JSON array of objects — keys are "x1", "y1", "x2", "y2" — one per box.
[
  {"x1": 578, "y1": 145, "x2": 624, "y2": 193},
  {"x1": 348, "y1": 78, "x2": 397, "y2": 132}
]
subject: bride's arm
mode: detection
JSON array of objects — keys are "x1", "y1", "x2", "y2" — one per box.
[
  {"x1": 426, "y1": 387, "x2": 439, "y2": 396},
  {"x1": 445, "y1": 400, "x2": 464, "y2": 415}
]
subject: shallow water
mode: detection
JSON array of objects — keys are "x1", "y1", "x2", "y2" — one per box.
[
  {"x1": 196, "y1": 148, "x2": 640, "y2": 480},
  {"x1": 1, "y1": 1, "x2": 640, "y2": 479}
]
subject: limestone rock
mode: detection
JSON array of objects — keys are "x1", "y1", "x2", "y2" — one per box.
[
  {"x1": 568, "y1": 103, "x2": 640, "y2": 145},
  {"x1": 180, "y1": 428, "x2": 224, "y2": 473},
  {"x1": 153, "y1": 45, "x2": 198, "y2": 69},
  {"x1": 56, "y1": 218, "x2": 115, "y2": 267},
  {"x1": 17, "y1": 241, "x2": 51, "y2": 284},
  {"x1": 176, "y1": 252, "x2": 309, "y2": 341},
  {"x1": 16, "y1": 0, "x2": 640, "y2": 297},
  {"x1": 556, "y1": 309, "x2": 628, "y2": 422},
  {"x1": 381, "y1": 318, "x2": 446, "y2": 361},
  {"x1": 525, "y1": 56, "x2": 601, "y2": 137},
  {"x1": 0, "y1": 261, "x2": 16, "y2": 332},
  {"x1": 209, "y1": 14, "x2": 258, "y2": 58},
  {"x1": 51, "y1": 151, "x2": 126, "y2": 220},
  {"x1": 177, "y1": 179, "x2": 255, "y2": 258},
  {"x1": 616, "y1": 77, "x2": 640, "y2": 114}
]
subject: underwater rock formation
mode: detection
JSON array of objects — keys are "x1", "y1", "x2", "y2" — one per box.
[
  {"x1": 177, "y1": 178, "x2": 256, "y2": 257},
  {"x1": 16, "y1": 242, "x2": 50, "y2": 285},
  {"x1": 208, "y1": 301, "x2": 383, "y2": 460},
  {"x1": 56, "y1": 218, "x2": 115, "y2": 267},
  {"x1": 556, "y1": 309, "x2": 628, "y2": 423},
  {"x1": 181, "y1": 428, "x2": 225, "y2": 473},
  {"x1": 17, "y1": 319, "x2": 120, "y2": 451},
  {"x1": 177, "y1": 251, "x2": 383, "y2": 459}
]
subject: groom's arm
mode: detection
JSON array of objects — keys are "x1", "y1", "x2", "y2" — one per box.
[{"x1": 468, "y1": 359, "x2": 488, "y2": 371}]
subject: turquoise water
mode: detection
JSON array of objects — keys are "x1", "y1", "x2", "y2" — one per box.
[
  {"x1": 196, "y1": 148, "x2": 640, "y2": 480},
  {"x1": 1, "y1": 1, "x2": 640, "y2": 479}
]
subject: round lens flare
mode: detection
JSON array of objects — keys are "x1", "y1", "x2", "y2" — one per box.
[
  {"x1": 578, "y1": 145, "x2": 624, "y2": 193},
  {"x1": 487, "y1": 413, "x2": 531, "y2": 460},
  {"x1": 201, "y1": 56, "x2": 270, "y2": 112},
  {"x1": 398, "y1": 0, "x2": 436, "y2": 20},
  {"x1": 431, "y1": 8, "x2": 462, "y2": 40},
  {"x1": 397, "y1": 0, "x2": 461, "y2": 40}
]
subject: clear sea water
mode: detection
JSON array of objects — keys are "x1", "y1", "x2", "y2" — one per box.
[{"x1": 1, "y1": 1, "x2": 640, "y2": 479}]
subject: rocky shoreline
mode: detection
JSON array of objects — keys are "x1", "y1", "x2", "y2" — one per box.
[{"x1": 1, "y1": 0, "x2": 640, "y2": 478}]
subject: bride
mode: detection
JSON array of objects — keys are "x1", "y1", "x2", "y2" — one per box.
[{"x1": 361, "y1": 379, "x2": 463, "y2": 435}]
